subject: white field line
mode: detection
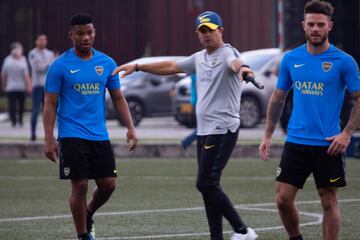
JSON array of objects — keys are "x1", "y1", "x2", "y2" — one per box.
[
  {"x1": 0, "y1": 198, "x2": 358, "y2": 223},
  {"x1": 86, "y1": 206, "x2": 323, "y2": 240},
  {"x1": 1, "y1": 176, "x2": 360, "y2": 181},
  {"x1": 3, "y1": 199, "x2": 358, "y2": 240}
]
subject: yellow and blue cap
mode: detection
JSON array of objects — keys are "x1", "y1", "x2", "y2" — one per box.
[{"x1": 195, "y1": 11, "x2": 223, "y2": 30}]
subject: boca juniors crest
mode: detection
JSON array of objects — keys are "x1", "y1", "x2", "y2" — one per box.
[
  {"x1": 322, "y1": 62, "x2": 332, "y2": 72},
  {"x1": 95, "y1": 65, "x2": 104, "y2": 76},
  {"x1": 64, "y1": 167, "x2": 70, "y2": 176}
]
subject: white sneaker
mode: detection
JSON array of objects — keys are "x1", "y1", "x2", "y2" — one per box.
[{"x1": 230, "y1": 227, "x2": 258, "y2": 240}]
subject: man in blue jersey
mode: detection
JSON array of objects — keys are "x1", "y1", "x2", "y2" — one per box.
[
  {"x1": 112, "y1": 11, "x2": 258, "y2": 240},
  {"x1": 43, "y1": 14, "x2": 137, "y2": 240},
  {"x1": 179, "y1": 74, "x2": 197, "y2": 156},
  {"x1": 259, "y1": 1, "x2": 360, "y2": 240}
]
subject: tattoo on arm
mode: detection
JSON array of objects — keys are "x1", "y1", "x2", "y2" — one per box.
[
  {"x1": 265, "y1": 89, "x2": 287, "y2": 138},
  {"x1": 344, "y1": 91, "x2": 360, "y2": 135}
]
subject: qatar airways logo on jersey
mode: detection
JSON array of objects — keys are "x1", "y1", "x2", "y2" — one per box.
[
  {"x1": 294, "y1": 81, "x2": 324, "y2": 96},
  {"x1": 74, "y1": 83, "x2": 100, "y2": 95}
]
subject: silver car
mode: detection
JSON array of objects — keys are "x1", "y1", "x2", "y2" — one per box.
[
  {"x1": 172, "y1": 48, "x2": 281, "y2": 128},
  {"x1": 106, "y1": 56, "x2": 187, "y2": 126}
]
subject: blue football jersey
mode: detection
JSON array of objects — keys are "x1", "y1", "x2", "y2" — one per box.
[
  {"x1": 45, "y1": 48, "x2": 120, "y2": 140},
  {"x1": 277, "y1": 44, "x2": 360, "y2": 146}
]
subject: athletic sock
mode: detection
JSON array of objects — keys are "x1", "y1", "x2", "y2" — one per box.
[
  {"x1": 290, "y1": 235, "x2": 303, "y2": 240},
  {"x1": 87, "y1": 209, "x2": 94, "y2": 218},
  {"x1": 235, "y1": 226, "x2": 248, "y2": 234},
  {"x1": 77, "y1": 233, "x2": 88, "y2": 240}
]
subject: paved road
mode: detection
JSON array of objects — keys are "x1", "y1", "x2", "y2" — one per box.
[{"x1": 0, "y1": 113, "x2": 285, "y2": 143}]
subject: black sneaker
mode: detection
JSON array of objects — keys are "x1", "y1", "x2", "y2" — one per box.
[
  {"x1": 30, "y1": 135, "x2": 36, "y2": 141},
  {"x1": 86, "y1": 214, "x2": 95, "y2": 239},
  {"x1": 78, "y1": 233, "x2": 95, "y2": 240}
]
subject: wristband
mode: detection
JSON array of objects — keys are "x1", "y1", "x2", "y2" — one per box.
[
  {"x1": 135, "y1": 64, "x2": 139, "y2": 72},
  {"x1": 240, "y1": 64, "x2": 250, "y2": 69}
]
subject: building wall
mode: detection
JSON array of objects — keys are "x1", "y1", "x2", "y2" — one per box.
[
  {"x1": 0, "y1": 0, "x2": 277, "y2": 66},
  {"x1": 147, "y1": 0, "x2": 277, "y2": 56}
]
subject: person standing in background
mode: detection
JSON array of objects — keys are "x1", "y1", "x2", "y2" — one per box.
[
  {"x1": 179, "y1": 74, "x2": 197, "y2": 156},
  {"x1": 28, "y1": 34, "x2": 55, "y2": 141},
  {"x1": 1, "y1": 42, "x2": 31, "y2": 127}
]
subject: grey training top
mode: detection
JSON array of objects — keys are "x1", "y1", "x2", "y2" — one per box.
[
  {"x1": 28, "y1": 48, "x2": 54, "y2": 87},
  {"x1": 1, "y1": 55, "x2": 29, "y2": 92},
  {"x1": 177, "y1": 43, "x2": 242, "y2": 135}
]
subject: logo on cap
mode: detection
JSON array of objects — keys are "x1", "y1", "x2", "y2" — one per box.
[{"x1": 196, "y1": 11, "x2": 222, "y2": 30}]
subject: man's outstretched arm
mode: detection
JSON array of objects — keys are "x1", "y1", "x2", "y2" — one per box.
[{"x1": 112, "y1": 61, "x2": 182, "y2": 78}]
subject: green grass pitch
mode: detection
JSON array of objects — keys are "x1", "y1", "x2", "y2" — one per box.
[{"x1": 0, "y1": 157, "x2": 359, "y2": 239}]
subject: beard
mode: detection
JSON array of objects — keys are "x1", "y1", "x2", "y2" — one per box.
[{"x1": 305, "y1": 32, "x2": 328, "y2": 46}]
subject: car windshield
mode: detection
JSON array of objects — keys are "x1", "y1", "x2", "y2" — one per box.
[{"x1": 241, "y1": 53, "x2": 275, "y2": 71}]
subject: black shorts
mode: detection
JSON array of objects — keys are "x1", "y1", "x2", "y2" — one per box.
[
  {"x1": 276, "y1": 142, "x2": 346, "y2": 189},
  {"x1": 59, "y1": 138, "x2": 117, "y2": 180}
]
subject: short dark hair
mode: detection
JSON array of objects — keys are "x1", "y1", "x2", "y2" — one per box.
[
  {"x1": 10, "y1": 41, "x2": 22, "y2": 50},
  {"x1": 304, "y1": 0, "x2": 334, "y2": 19},
  {"x1": 70, "y1": 13, "x2": 93, "y2": 27},
  {"x1": 36, "y1": 33, "x2": 47, "y2": 38}
]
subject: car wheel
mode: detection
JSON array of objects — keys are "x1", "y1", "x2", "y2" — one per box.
[
  {"x1": 240, "y1": 95, "x2": 262, "y2": 128},
  {"x1": 118, "y1": 99, "x2": 143, "y2": 126}
]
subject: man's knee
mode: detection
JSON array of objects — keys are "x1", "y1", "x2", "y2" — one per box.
[
  {"x1": 276, "y1": 193, "x2": 294, "y2": 210},
  {"x1": 104, "y1": 181, "x2": 116, "y2": 193},
  {"x1": 319, "y1": 189, "x2": 338, "y2": 212},
  {"x1": 97, "y1": 178, "x2": 116, "y2": 194},
  {"x1": 196, "y1": 180, "x2": 205, "y2": 192},
  {"x1": 71, "y1": 179, "x2": 88, "y2": 194},
  {"x1": 196, "y1": 179, "x2": 218, "y2": 193},
  {"x1": 321, "y1": 200, "x2": 337, "y2": 213},
  {"x1": 70, "y1": 179, "x2": 88, "y2": 202},
  {"x1": 275, "y1": 182, "x2": 298, "y2": 210}
]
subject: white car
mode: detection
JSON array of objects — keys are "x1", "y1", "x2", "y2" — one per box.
[
  {"x1": 106, "y1": 56, "x2": 187, "y2": 126},
  {"x1": 172, "y1": 48, "x2": 281, "y2": 128}
]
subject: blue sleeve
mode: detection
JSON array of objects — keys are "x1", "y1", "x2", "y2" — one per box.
[
  {"x1": 106, "y1": 58, "x2": 121, "y2": 90},
  {"x1": 45, "y1": 60, "x2": 63, "y2": 93},
  {"x1": 342, "y1": 55, "x2": 360, "y2": 93},
  {"x1": 276, "y1": 53, "x2": 293, "y2": 91}
]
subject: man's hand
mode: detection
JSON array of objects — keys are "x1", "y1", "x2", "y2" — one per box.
[
  {"x1": 326, "y1": 132, "x2": 351, "y2": 155},
  {"x1": 112, "y1": 64, "x2": 136, "y2": 78},
  {"x1": 44, "y1": 139, "x2": 59, "y2": 162},
  {"x1": 259, "y1": 137, "x2": 271, "y2": 161},
  {"x1": 239, "y1": 66, "x2": 254, "y2": 81},
  {"x1": 127, "y1": 128, "x2": 138, "y2": 151}
]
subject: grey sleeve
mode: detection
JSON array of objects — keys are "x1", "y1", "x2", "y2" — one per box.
[
  {"x1": 28, "y1": 50, "x2": 52, "y2": 73},
  {"x1": 176, "y1": 53, "x2": 196, "y2": 75},
  {"x1": 224, "y1": 47, "x2": 240, "y2": 68},
  {"x1": 28, "y1": 51, "x2": 35, "y2": 69},
  {"x1": 22, "y1": 57, "x2": 30, "y2": 75}
]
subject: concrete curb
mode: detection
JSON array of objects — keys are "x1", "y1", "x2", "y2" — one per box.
[{"x1": 0, "y1": 142, "x2": 284, "y2": 159}]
